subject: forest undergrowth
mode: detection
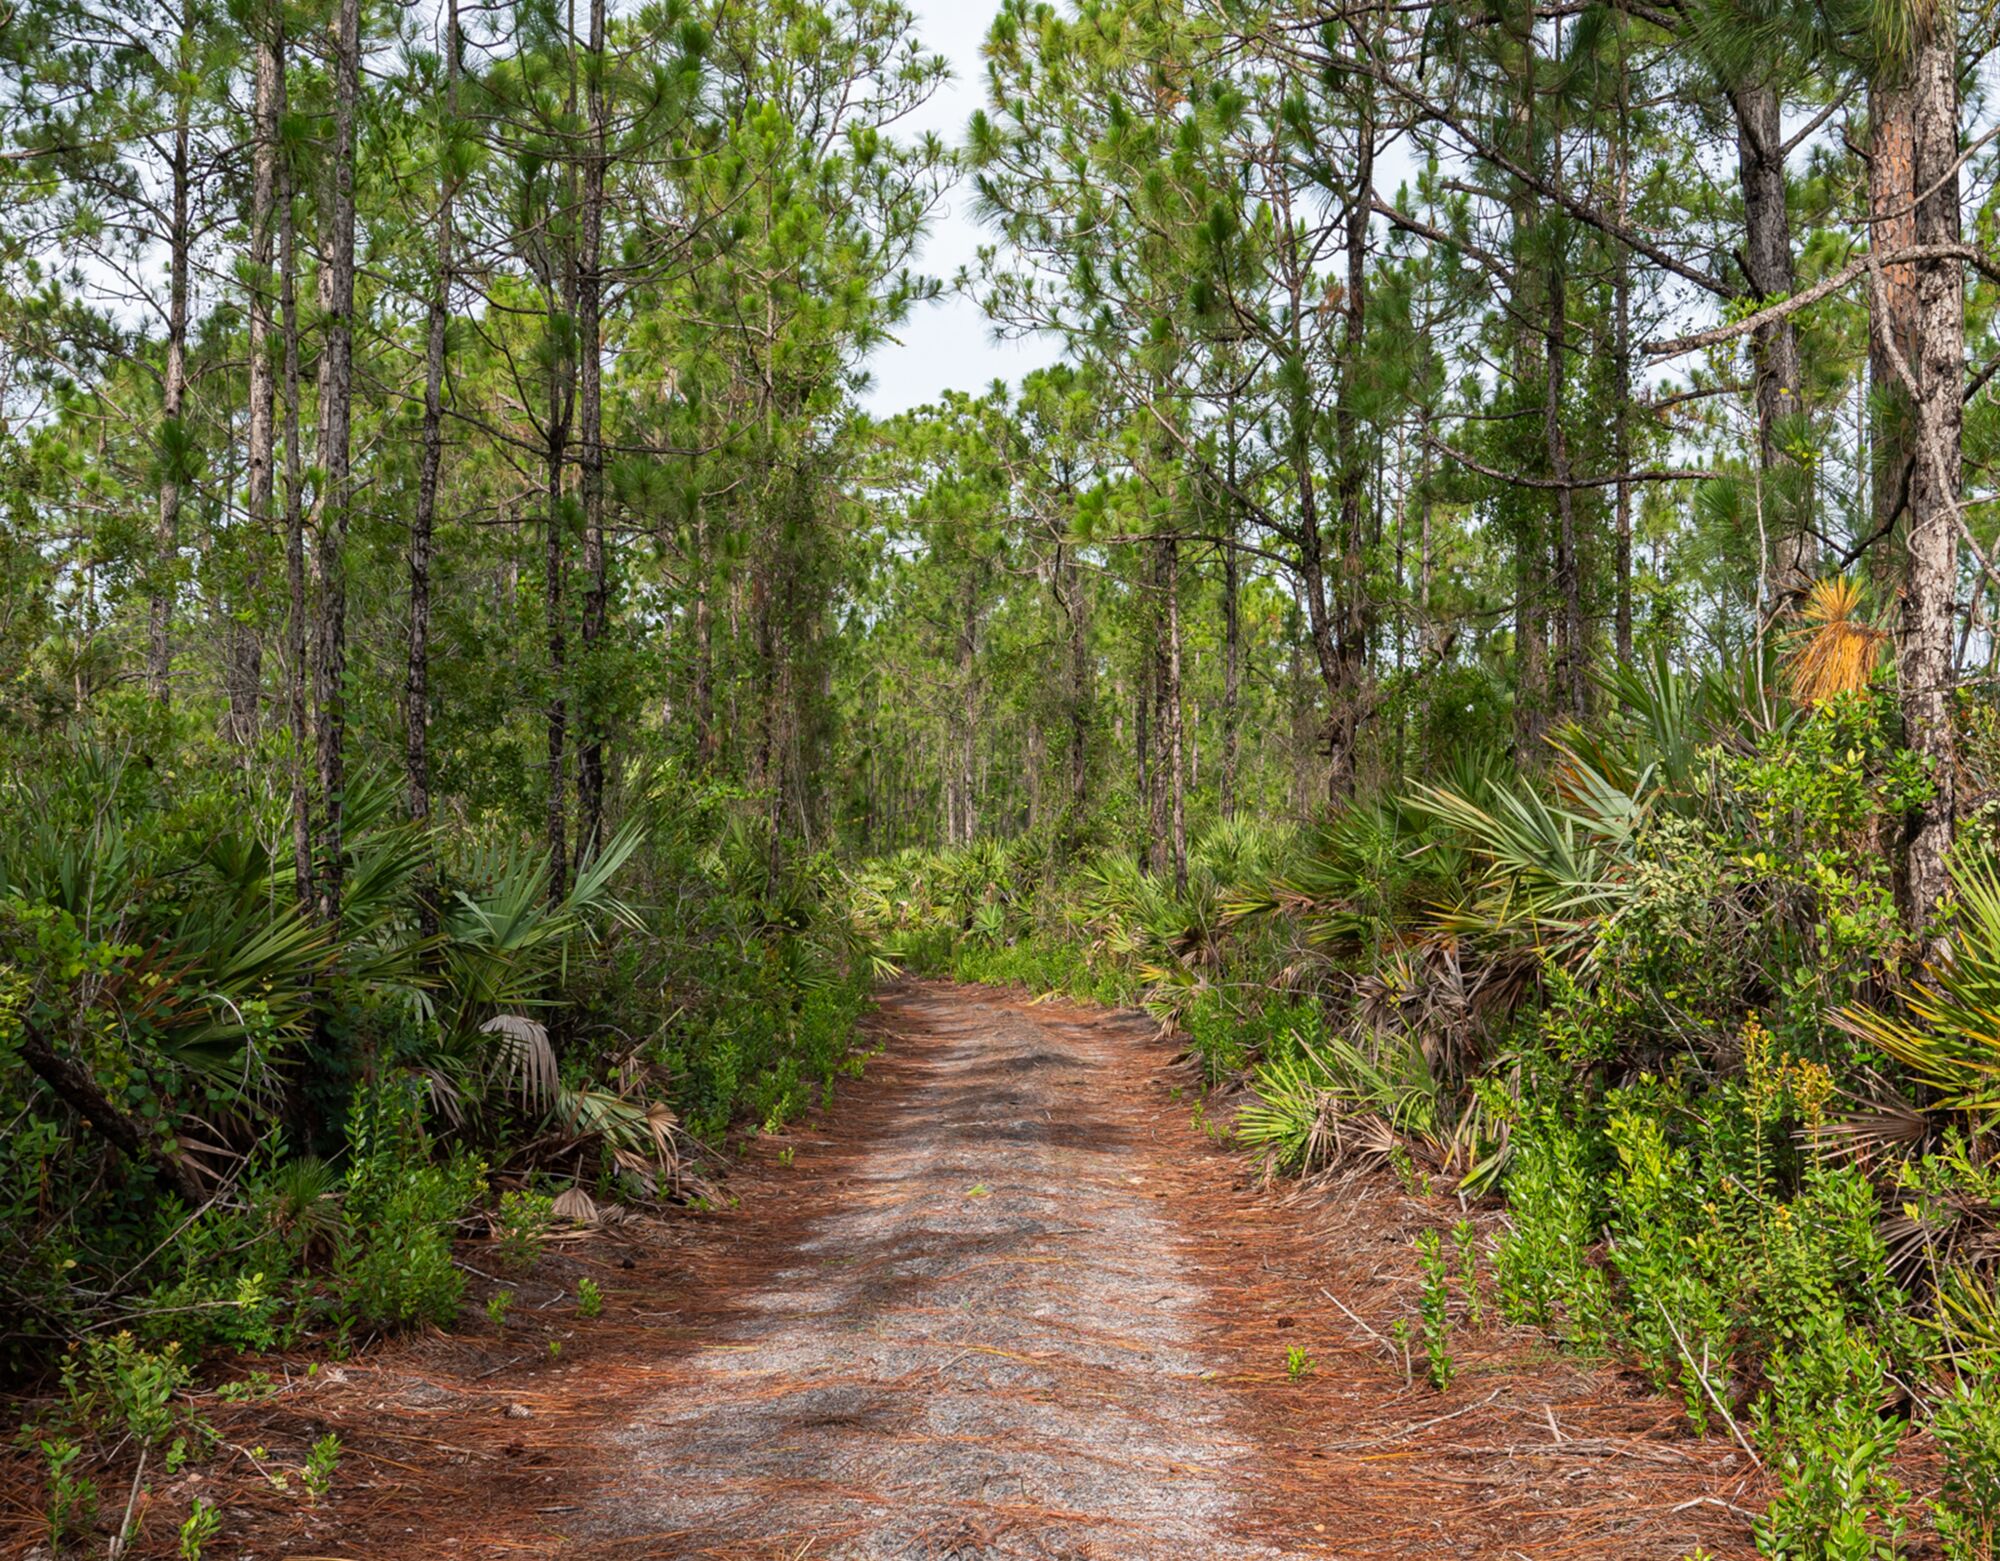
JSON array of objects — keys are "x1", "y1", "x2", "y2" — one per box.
[
  {"x1": 0, "y1": 710, "x2": 879, "y2": 1557},
  {"x1": 848, "y1": 655, "x2": 2000, "y2": 1560}
]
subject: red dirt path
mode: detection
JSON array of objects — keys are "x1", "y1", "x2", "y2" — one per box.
[{"x1": 2, "y1": 982, "x2": 1767, "y2": 1559}]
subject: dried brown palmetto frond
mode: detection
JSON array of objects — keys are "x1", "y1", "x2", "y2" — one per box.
[{"x1": 1783, "y1": 576, "x2": 1887, "y2": 704}]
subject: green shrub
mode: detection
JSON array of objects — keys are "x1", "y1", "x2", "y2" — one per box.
[
  {"x1": 331, "y1": 1154, "x2": 483, "y2": 1333},
  {"x1": 1932, "y1": 1369, "x2": 2000, "y2": 1560},
  {"x1": 1754, "y1": 1330, "x2": 1912, "y2": 1561},
  {"x1": 1416, "y1": 1229, "x2": 1454, "y2": 1391},
  {"x1": 60, "y1": 1332, "x2": 190, "y2": 1447},
  {"x1": 1495, "y1": 1106, "x2": 1610, "y2": 1349},
  {"x1": 495, "y1": 1190, "x2": 554, "y2": 1274},
  {"x1": 39, "y1": 1436, "x2": 96, "y2": 1550}
]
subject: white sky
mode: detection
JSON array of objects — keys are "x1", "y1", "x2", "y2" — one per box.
[{"x1": 859, "y1": 0, "x2": 1063, "y2": 416}]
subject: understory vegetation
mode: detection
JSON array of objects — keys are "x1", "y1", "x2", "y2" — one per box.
[{"x1": 850, "y1": 660, "x2": 2000, "y2": 1554}]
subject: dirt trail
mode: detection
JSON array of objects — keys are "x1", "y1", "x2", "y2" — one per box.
[
  {"x1": 63, "y1": 983, "x2": 1766, "y2": 1560},
  {"x1": 592, "y1": 985, "x2": 1276, "y2": 1558},
  {"x1": 562, "y1": 984, "x2": 1761, "y2": 1560}
]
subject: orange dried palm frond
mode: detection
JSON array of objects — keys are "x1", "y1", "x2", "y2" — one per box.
[{"x1": 1783, "y1": 576, "x2": 1888, "y2": 704}]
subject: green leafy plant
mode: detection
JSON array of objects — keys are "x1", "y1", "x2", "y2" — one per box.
[
  {"x1": 39, "y1": 1436, "x2": 96, "y2": 1551},
  {"x1": 1932, "y1": 1369, "x2": 2000, "y2": 1560},
  {"x1": 61, "y1": 1332, "x2": 190, "y2": 1447},
  {"x1": 494, "y1": 1189, "x2": 554, "y2": 1275},
  {"x1": 1285, "y1": 1344, "x2": 1316, "y2": 1381},
  {"x1": 301, "y1": 1432, "x2": 341, "y2": 1504},
  {"x1": 1416, "y1": 1229, "x2": 1454, "y2": 1391},
  {"x1": 576, "y1": 1277, "x2": 603, "y2": 1320},
  {"x1": 1453, "y1": 1220, "x2": 1483, "y2": 1329},
  {"x1": 486, "y1": 1290, "x2": 514, "y2": 1331},
  {"x1": 178, "y1": 1497, "x2": 221, "y2": 1561}
]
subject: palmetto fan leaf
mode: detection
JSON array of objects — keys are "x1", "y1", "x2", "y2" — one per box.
[
  {"x1": 1834, "y1": 857, "x2": 2000, "y2": 1120},
  {"x1": 1410, "y1": 776, "x2": 1636, "y2": 942}
]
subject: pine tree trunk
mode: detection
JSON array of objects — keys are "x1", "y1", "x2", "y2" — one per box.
[
  {"x1": 575, "y1": 0, "x2": 610, "y2": 865},
  {"x1": 149, "y1": 16, "x2": 192, "y2": 707},
  {"x1": 1328, "y1": 84, "x2": 1374, "y2": 799},
  {"x1": 279, "y1": 54, "x2": 310, "y2": 907},
  {"x1": 232, "y1": 10, "x2": 281, "y2": 747},
  {"x1": 1059, "y1": 534, "x2": 1089, "y2": 834},
  {"x1": 1870, "y1": 78, "x2": 1920, "y2": 570},
  {"x1": 1734, "y1": 78, "x2": 1812, "y2": 612},
  {"x1": 309, "y1": 0, "x2": 360, "y2": 925},
  {"x1": 693, "y1": 511, "x2": 716, "y2": 761},
  {"x1": 1221, "y1": 407, "x2": 1241, "y2": 818},
  {"x1": 1547, "y1": 262, "x2": 1586, "y2": 719},
  {"x1": 408, "y1": 0, "x2": 458, "y2": 937},
  {"x1": 545, "y1": 407, "x2": 570, "y2": 902},
  {"x1": 1886, "y1": 7, "x2": 1963, "y2": 936},
  {"x1": 957, "y1": 570, "x2": 978, "y2": 846},
  {"x1": 1612, "y1": 46, "x2": 1635, "y2": 666},
  {"x1": 1162, "y1": 532, "x2": 1188, "y2": 893}
]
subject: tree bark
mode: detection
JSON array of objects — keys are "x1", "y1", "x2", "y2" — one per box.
[
  {"x1": 1879, "y1": 7, "x2": 1963, "y2": 936},
  {"x1": 19, "y1": 1023, "x2": 206, "y2": 1206},
  {"x1": 1613, "y1": 39, "x2": 1634, "y2": 666},
  {"x1": 545, "y1": 397, "x2": 571, "y2": 902},
  {"x1": 278, "y1": 37, "x2": 311, "y2": 907},
  {"x1": 1328, "y1": 79, "x2": 1375, "y2": 798},
  {"x1": 1221, "y1": 404, "x2": 1241, "y2": 818},
  {"x1": 1870, "y1": 76, "x2": 1920, "y2": 568},
  {"x1": 231, "y1": 7, "x2": 282, "y2": 747},
  {"x1": 149, "y1": 6, "x2": 193, "y2": 707},
  {"x1": 1734, "y1": 78, "x2": 1812, "y2": 611},
  {"x1": 1547, "y1": 259, "x2": 1586, "y2": 718},
  {"x1": 408, "y1": 0, "x2": 458, "y2": 937},
  {"x1": 575, "y1": 0, "x2": 611, "y2": 865},
  {"x1": 1162, "y1": 531, "x2": 1188, "y2": 893},
  {"x1": 310, "y1": 0, "x2": 361, "y2": 925}
]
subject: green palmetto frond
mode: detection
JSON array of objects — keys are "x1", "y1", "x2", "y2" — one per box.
[
  {"x1": 438, "y1": 822, "x2": 645, "y2": 1032},
  {"x1": 1236, "y1": 1034, "x2": 1443, "y2": 1179},
  {"x1": 1835, "y1": 857, "x2": 2000, "y2": 1119},
  {"x1": 1410, "y1": 775, "x2": 1637, "y2": 943}
]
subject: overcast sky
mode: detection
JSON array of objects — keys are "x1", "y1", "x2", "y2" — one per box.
[{"x1": 858, "y1": 0, "x2": 1062, "y2": 417}]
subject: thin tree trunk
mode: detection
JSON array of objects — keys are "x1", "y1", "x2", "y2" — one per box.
[
  {"x1": 277, "y1": 38, "x2": 311, "y2": 907},
  {"x1": 1162, "y1": 532, "x2": 1188, "y2": 893},
  {"x1": 693, "y1": 511, "x2": 716, "y2": 760},
  {"x1": 309, "y1": 0, "x2": 361, "y2": 925},
  {"x1": 1547, "y1": 261, "x2": 1586, "y2": 719},
  {"x1": 575, "y1": 0, "x2": 610, "y2": 864},
  {"x1": 149, "y1": 10, "x2": 192, "y2": 706},
  {"x1": 957, "y1": 570, "x2": 978, "y2": 846},
  {"x1": 1734, "y1": 78, "x2": 1811, "y2": 611},
  {"x1": 1613, "y1": 39, "x2": 1635, "y2": 665},
  {"x1": 545, "y1": 401, "x2": 570, "y2": 901},
  {"x1": 408, "y1": 0, "x2": 458, "y2": 937},
  {"x1": 233, "y1": 10, "x2": 282, "y2": 746},
  {"x1": 1328, "y1": 80, "x2": 1375, "y2": 798},
  {"x1": 1221, "y1": 405, "x2": 1241, "y2": 818},
  {"x1": 1059, "y1": 532, "x2": 1089, "y2": 836}
]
